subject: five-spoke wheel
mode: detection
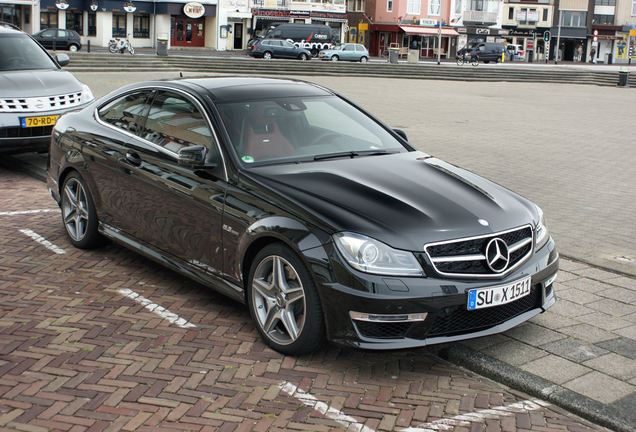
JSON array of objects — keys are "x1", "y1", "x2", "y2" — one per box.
[
  {"x1": 60, "y1": 172, "x2": 102, "y2": 248},
  {"x1": 248, "y1": 244, "x2": 323, "y2": 354}
]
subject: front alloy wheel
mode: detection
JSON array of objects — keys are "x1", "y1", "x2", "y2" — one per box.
[
  {"x1": 248, "y1": 244, "x2": 323, "y2": 354},
  {"x1": 331, "y1": 55, "x2": 339, "y2": 62},
  {"x1": 263, "y1": 51, "x2": 272, "y2": 60},
  {"x1": 60, "y1": 172, "x2": 102, "y2": 249}
]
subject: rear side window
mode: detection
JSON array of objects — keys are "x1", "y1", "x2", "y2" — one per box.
[
  {"x1": 98, "y1": 91, "x2": 152, "y2": 135},
  {"x1": 141, "y1": 91, "x2": 213, "y2": 153}
]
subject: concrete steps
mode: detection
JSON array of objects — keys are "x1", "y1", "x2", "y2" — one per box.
[{"x1": 66, "y1": 54, "x2": 635, "y2": 88}]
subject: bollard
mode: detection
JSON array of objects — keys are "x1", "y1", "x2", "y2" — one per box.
[{"x1": 87, "y1": 40, "x2": 90, "y2": 53}]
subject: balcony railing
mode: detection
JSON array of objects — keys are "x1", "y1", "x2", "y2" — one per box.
[{"x1": 462, "y1": 10, "x2": 498, "y2": 24}]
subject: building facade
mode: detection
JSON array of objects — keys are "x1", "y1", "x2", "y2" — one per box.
[{"x1": 501, "y1": 0, "x2": 554, "y2": 61}]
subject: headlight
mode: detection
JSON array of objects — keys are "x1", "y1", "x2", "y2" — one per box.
[
  {"x1": 333, "y1": 232, "x2": 424, "y2": 276},
  {"x1": 80, "y1": 84, "x2": 94, "y2": 103},
  {"x1": 534, "y1": 206, "x2": 550, "y2": 250}
]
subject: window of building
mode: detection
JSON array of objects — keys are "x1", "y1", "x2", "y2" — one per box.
[
  {"x1": 594, "y1": 0, "x2": 615, "y2": 5},
  {"x1": 133, "y1": 14, "x2": 149, "y2": 38},
  {"x1": 348, "y1": 0, "x2": 364, "y2": 10},
  {"x1": 40, "y1": 11, "x2": 58, "y2": 29},
  {"x1": 387, "y1": 0, "x2": 393, "y2": 12},
  {"x1": 112, "y1": 13, "x2": 127, "y2": 37},
  {"x1": 455, "y1": 0, "x2": 462, "y2": 14},
  {"x1": 66, "y1": 10, "x2": 83, "y2": 34},
  {"x1": 469, "y1": 0, "x2": 484, "y2": 11},
  {"x1": 632, "y1": 0, "x2": 636, "y2": 15},
  {"x1": 407, "y1": 0, "x2": 420, "y2": 15},
  {"x1": 542, "y1": 8, "x2": 548, "y2": 21},
  {"x1": 593, "y1": 14, "x2": 614, "y2": 24},
  {"x1": 562, "y1": 11, "x2": 586, "y2": 27},
  {"x1": 87, "y1": 12, "x2": 96, "y2": 36},
  {"x1": 356, "y1": 0, "x2": 364, "y2": 10},
  {"x1": 508, "y1": 7, "x2": 514, "y2": 19},
  {"x1": 429, "y1": 0, "x2": 440, "y2": 15}
]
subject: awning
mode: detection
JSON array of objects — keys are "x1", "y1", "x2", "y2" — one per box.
[
  {"x1": 227, "y1": 11, "x2": 252, "y2": 19},
  {"x1": 399, "y1": 25, "x2": 460, "y2": 37}
]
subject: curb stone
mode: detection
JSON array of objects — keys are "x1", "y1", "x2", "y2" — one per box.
[{"x1": 438, "y1": 343, "x2": 634, "y2": 432}]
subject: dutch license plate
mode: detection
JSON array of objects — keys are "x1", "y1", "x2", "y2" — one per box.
[
  {"x1": 467, "y1": 276, "x2": 531, "y2": 310},
  {"x1": 20, "y1": 115, "x2": 59, "y2": 128}
]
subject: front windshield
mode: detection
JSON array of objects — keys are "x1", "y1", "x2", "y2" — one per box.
[
  {"x1": 0, "y1": 34, "x2": 57, "y2": 71},
  {"x1": 217, "y1": 95, "x2": 407, "y2": 166}
]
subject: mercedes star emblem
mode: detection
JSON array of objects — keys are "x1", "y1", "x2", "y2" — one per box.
[{"x1": 485, "y1": 238, "x2": 510, "y2": 273}]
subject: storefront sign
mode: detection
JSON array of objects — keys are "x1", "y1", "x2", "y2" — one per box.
[
  {"x1": 290, "y1": 10, "x2": 310, "y2": 17},
  {"x1": 184, "y1": 2, "x2": 205, "y2": 19},
  {"x1": 476, "y1": 28, "x2": 489, "y2": 35},
  {"x1": 527, "y1": 10, "x2": 538, "y2": 22},
  {"x1": 358, "y1": 23, "x2": 368, "y2": 31},
  {"x1": 90, "y1": 1, "x2": 98, "y2": 11},
  {"x1": 252, "y1": 9, "x2": 345, "y2": 20},
  {"x1": 420, "y1": 19, "x2": 438, "y2": 27},
  {"x1": 527, "y1": 40, "x2": 534, "y2": 49},
  {"x1": 123, "y1": 2, "x2": 136, "y2": 13},
  {"x1": 55, "y1": 0, "x2": 69, "y2": 10}
]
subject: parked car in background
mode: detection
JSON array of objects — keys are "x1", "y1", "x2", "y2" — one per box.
[
  {"x1": 0, "y1": 22, "x2": 93, "y2": 154},
  {"x1": 506, "y1": 44, "x2": 524, "y2": 61},
  {"x1": 248, "y1": 39, "x2": 311, "y2": 60},
  {"x1": 47, "y1": 76, "x2": 558, "y2": 355},
  {"x1": 319, "y1": 43, "x2": 369, "y2": 62},
  {"x1": 32, "y1": 28, "x2": 82, "y2": 52},
  {"x1": 467, "y1": 42, "x2": 505, "y2": 63},
  {"x1": 250, "y1": 23, "x2": 334, "y2": 56}
]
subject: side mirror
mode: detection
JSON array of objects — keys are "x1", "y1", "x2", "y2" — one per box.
[
  {"x1": 393, "y1": 129, "x2": 408, "y2": 142},
  {"x1": 56, "y1": 53, "x2": 70, "y2": 66},
  {"x1": 177, "y1": 145, "x2": 207, "y2": 168}
]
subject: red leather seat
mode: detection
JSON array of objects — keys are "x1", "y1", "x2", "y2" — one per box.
[{"x1": 242, "y1": 105, "x2": 295, "y2": 161}]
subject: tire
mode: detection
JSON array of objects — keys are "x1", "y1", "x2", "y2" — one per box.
[
  {"x1": 247, "y1": 243, "x2": 324, "y2": 355},
  {"x1": 360, "y1": 56, "x2": 368, "y2": 63},
  {"x1": 299, "y1": 53, "x2": 308, "y2": 61},
  {"x1": 60, "y1": 172, "x2": 103, "y2": 249},
  {"x1": 263, "y1": 51, "x2": 272, "y2": 60},
  {"x1": 484, "y1": 60, "x2": 490, "y2": 64},
  {"x1": 129, "y1": 46, "x2": 135, "y2": 55},
  {"x1": 108, "y1": 44, "x2": 118, "y2": 53},
  {"x1": 69, "y1": 44, "x2": 79, "y2": 52},
  {"x1": 457, "y1": 58, "x2": 464, "y2": 66},
  {"x1": 310, "y1": 48, "x2": 318, "y2": 57},
  {"x1": 331, "y1": 55, "x2": 339, "y2": 62}
]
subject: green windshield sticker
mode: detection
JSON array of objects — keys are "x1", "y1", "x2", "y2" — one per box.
[{"x1": 242, "y1": 155, "x2": 255, "y2": 163}]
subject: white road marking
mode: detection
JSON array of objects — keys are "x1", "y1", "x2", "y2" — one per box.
[
  {"x1": 280, "y1": 380, "x2": 551, "y2": 432},
  {"x1": 280, "y1": 382, "x2": 375, "y2": 432},
  {"x1": 117, "y1": 288, "x2": 196, "y2": 329},
  {"x1": 19, "y1": 229, "x2": 66, "y2": 255},
  {"x1": 399, "y1": 398, "x2": 551, "y2": 432},
  {"x1": 0, "y1": 209, "x2": 59, "y2": 216}
]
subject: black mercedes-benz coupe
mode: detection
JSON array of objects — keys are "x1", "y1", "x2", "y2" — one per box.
[{"x1": 47, "y1": 77, "x2": 558, "y2": 355}]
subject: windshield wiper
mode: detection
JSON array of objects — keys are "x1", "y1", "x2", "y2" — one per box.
[{"x1": 313, "y1": 149, "x2": 398, "y2": 161}]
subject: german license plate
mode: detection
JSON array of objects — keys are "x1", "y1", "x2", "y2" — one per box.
[
  {"x1": 467, "y1": 276, "x2": 531, "y2": 310},
  {"x1": 20, "y1": 115, "x2": 59, "y2": 128}
]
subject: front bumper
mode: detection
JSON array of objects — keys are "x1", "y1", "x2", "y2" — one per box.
[
  {"x1": 0, "y1": 105, "x2": 89, "y2": 154},
  {"x1": 315, "y1": 237, "x2": 558, "y2": 350}
]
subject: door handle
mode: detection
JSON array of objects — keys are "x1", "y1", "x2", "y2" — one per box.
[{"x1": 125, "y1": 151, "x2": 142, "y2": 167}]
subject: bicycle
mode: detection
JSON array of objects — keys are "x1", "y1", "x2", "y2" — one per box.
[{"x1": 108, "y1": 36, "x2": 134, "y2": 55}]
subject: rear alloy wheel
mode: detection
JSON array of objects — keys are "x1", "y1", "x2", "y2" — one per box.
[
  {"x1": 247, "y1": 243, "x2": 324, "y2": 355},
  {"x1": 331, "y1": 55, "x2": 339, "y2": 62},
  {"x1": 299, "y1": 53, "x2": 308, "y2": 61},
  {"x1": 69, "y1": 44, "x2": 79, "y2": 52},
  {"x1": 263, "y1": 51, "x2": 272, "y2": 60},
  {"x1": 60, "y1": 172, "x2": 102, "y2": 249},
  {"x1": 360, "y1": 56, "x2": 368, "y2": 63}
]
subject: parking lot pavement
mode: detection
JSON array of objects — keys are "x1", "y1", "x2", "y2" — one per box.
[{"x1": 0, "y1": 167, "x2": 610, "y2": 432}]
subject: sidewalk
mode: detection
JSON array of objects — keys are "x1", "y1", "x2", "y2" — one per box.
[{"x1": 439, "y1": 257, "x2": 636, "y2": 431}]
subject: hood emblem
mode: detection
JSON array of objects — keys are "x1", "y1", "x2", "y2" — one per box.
[
  {"x1": 485, "y1": 238, "x2": 509, "y2": 273},
  {"x1": 478, "y1": 218, "x2": 489, "y2": 226}
]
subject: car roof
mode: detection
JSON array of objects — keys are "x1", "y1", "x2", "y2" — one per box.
[{"x1": 127, "y1": 77, "x2": 334, "y2": 103}]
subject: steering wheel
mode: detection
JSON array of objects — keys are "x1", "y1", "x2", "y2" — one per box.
[{"x1": 307, "y1": 131, "x2": 341, "y2": 147}]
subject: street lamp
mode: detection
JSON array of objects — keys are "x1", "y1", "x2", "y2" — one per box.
[{"x1": 437, "y1": 0, "x2": 442, "y2": 65}]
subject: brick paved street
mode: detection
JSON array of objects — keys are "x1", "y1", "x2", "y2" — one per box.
[{"x1": 0, "y1": 168, "x2": 606, "y2": 432}]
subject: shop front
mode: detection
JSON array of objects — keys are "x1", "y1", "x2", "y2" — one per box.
[{"x1": 251, "y1": 8, "x2": 347, "y2": 42}]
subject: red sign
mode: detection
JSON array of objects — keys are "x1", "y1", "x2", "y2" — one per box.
[{"x1": 526, "y1": 40, "x2": 534, "y2": 49}]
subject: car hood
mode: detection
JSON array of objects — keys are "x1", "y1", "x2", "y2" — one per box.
[
  {"x1": 246, "y1": 151, "x2": 538, "y2": 251},
  {"x1": 0, "y1": 69, "x2": 82, "y2": 98}
]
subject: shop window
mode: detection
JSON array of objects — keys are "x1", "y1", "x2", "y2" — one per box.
[
  {"x1": 40, "y1": 11, "x2": 58, "y2": 29},
  {"x1": 133, "y1": 14, "x2": 150, "y2": 38},
  {"x1": 88, "y1": 12, "x2": 96, "y2": 36},
  {"x1": 66, "y1": 10, "x2": 83, "y2": 34},
  {"x1": 112, "y1": 13, "x2": 127, "y2": 38}
]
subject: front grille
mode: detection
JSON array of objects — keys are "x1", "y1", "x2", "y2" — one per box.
[
  {"x1": 425, "y1": 225, "x2": 533, "y2": 277},
  {"x1": 0, "y1": 92, "x2": 85, "y2": 113},
  {"x1": 354, "y1": 321, "x2": 412, "y2": 339},
  {"x1": 0, "y1": 126, "x2": 53, "y2": 138},
  {"x1": 427, "y1": 286, "x2": 541, "y2": 337}
]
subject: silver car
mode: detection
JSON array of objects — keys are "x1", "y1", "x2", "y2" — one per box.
[
  {"x1": 0, "y1": 23, "x2": 94, "y2": 154},
  {"x1": 319, "y1": 43, "x2": 369, "y2": 62}
]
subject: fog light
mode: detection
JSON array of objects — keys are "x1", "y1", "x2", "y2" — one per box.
[{"x1": 349, "y1": 311, "x2": 428, "y2": 322}]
